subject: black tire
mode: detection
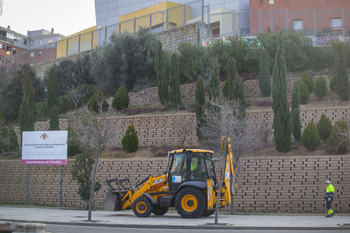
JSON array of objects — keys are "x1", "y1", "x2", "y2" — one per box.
[
  {"x1": 203, "y1": 209, "x2": 215, "y2": 217},
  {"x1": 133, "y1": 196, "x2": 153, "y2": 217},
  {"x1": 175, "y1": 187, "x2": 206, "y2": 218},
  {"x1": 152, "y1": 205, "x2": 169, "y2": 216}
]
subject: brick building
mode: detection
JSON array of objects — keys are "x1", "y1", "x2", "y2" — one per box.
[
  {"x1": 0, "y1": 26, "x2": 64, "y2": 68},
  {"x1": 249, "y1": 0, "x2": 350, "y2": 35}
]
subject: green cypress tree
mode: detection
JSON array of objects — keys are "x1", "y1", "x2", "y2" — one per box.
[
  {"x1": 47, "y1": 66, "x2": 59, "y2": 114},
  {"x1": 291, "y1": 82, "x2": 301, "y2": 142},
  {"x1": 195, "y1": 77, "x2": 206, "y2": 141},
  {"x1": 299, "y1": 81, "x2": 310, "y2": 104},
  {"x1": 316, "y1": 114, "x2": 333, "y2": 141},
  {"x1": 112, "y1": 86, "x2": 129, "y2": 110},
  {"x1": 300, "y1": 72, "x2": 314, "y2": 93},
  {"x1": 50, "y1": 105, "x2": 60, "y2": 131},
  {"x1": 301, "y1": 120, "x2": 321, "y2": 151},
  {"x1": 121, "y1": 125, "x2": 139, "y2": 153},
  {"x1": 155, "y1": 41, "x2": 169, "y2": 105},
  {"x1": 169, "y1": 53, "x2": 182, "y2": 108},
  {"x1": 19, "y1": 97, "x2": 34, "y2": 137},
  {"x1": 233, "y1": 77, "x2": 246, "y2": 119},
  {"x1": 334, "y1": 41, "x2": 350, "y2": 101},
  {"x1": 259, "y1": 48, "x2": 271, "y2": 97},
  {"x1": 21, "y1": 64, "x2": 36, "y2": 124},
  {"x1": 223, "y1": 57, "x2": 238, "y2": 100},
  {"x1": 314, "y1": 76, "x2": 327, "y2": 99},
  {"x1": 272, "y1": 34, "x2": 292, "y2": 152},
  {"x1": 207, "y1": 56, "x2": 220, "y2": 103}
]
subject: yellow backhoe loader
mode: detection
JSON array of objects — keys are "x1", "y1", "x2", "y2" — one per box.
[{"x1": 102, "y1": 137, "x2": 237, "y2": 218}]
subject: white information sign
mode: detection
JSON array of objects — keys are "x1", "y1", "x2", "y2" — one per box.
[{"x1": 22, "y1": 131, "x2": 68, "y2": 165}]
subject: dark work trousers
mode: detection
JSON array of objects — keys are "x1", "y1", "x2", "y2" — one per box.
[{"x1": 326, "y1": 200, "x2": 332, "y2": 211}]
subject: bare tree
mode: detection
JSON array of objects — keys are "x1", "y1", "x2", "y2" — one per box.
[
  {"x1": 66, "y1": 85, "x2": 85, "y2": 111},
  {"x1": 69, "y1": 98, "x2": 113, "y2": 221},
  {"x1": 198, "y1": 100, "x2": 251, "y2": 221},
  {"x1": 199, "y1": 100, "x2": 250, "y2": 163},
  {"x1": 257, "y1": 120, "x2": 272, "y2": 146},
  {"x1": 327, "y1": 119, "x2": 350, "y2": 153}
]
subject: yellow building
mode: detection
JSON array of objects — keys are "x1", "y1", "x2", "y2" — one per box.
[
  {"x1": 56, "y1": 26, "x2": 98, "y2": 58},
  {"x1": 118, "y1": 1, "x2": 190, "y2": 33}
]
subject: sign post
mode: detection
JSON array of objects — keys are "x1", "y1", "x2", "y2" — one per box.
[{"x1": 22, "y1": 131, "x2": 68, "y2": 206}]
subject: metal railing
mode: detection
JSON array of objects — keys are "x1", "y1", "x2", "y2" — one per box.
[{"x1": 7, "y1": 4, "x2": 349, "y2": 68}]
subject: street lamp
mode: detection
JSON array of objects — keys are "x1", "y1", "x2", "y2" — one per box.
[
  {"x1": 269, "y1": 0, "x2": 274, "y2": 33},
  {"x1": 48, "y1": 40, "x2": 52, "y2": 61},
  {"x1": 5, "y1": 50, "x2": 10, "y2": 71},
  {"x1": 98, "y1": 26, "x2": 102, "y2": 47}
]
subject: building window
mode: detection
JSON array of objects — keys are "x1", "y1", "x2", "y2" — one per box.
[
  {"x1": 331, "y1": 18, "x2": 342, "y2": 29},
  {"x1": 39, "y1": 39, "x2": 42, "y2": 45},
  {"x1": 212, "y1": 28, "x2": 220, "y2": 37},
  {"x1": 0, "y1": 44, "x2": 3, "y2": 50},
  {"x1": 292, "y1": 20, "x2": 303, "y2": 30},
  {"x1": 23, "y1": 39, "x2": 27, "y2": 45},
  {"x1": 30, "y1": 52, "x2": 34, "y2": 58},
  {"x1": 30, "y1": 40, "x2": 35, "y2": 46}
]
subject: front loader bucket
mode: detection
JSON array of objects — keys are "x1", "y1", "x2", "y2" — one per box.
[
  {"x1": 102, "y1": 189, "x2": 121, "y2": 211},
  {"x1": 102, "y1": 178, "x2": 131, "y2": 211}
]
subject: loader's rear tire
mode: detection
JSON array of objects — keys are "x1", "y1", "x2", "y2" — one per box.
[
  {"x1": 152, "y1": 205, "x2": 169, "y2": 216},
  {"x1": 175, "y1": 187, "x2": 206, "y2": 218},
  {"x1": 133, "y1": 196, "x2": 153, "y2": 217}
]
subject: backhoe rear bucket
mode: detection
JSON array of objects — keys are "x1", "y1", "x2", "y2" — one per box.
[{"x1": 102, "y1": 189, "x2": 121, "y2": 211}]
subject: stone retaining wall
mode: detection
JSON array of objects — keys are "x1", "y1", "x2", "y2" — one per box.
[
  {"x1": 1, "y1": 155, "x2": 349, "y2": 213},
  {"x1": 16, "y1": 105, "x2": 349, "y2": 148},
  {"x1": 126, "y1": 76, "x2": 332, "y2": 107}
]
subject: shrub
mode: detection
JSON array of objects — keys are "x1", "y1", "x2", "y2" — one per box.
[
  {"x1": 329, "y1": 76, "x2": 337, "y2": 93},
  {"x1": 299, "y1": 81, "x2": 309, "y2": 104},
  {"x1": 58, "y1": 94, "x2": 75, "y2": 114},
  {"x1": 316, "y1": 114, "x2": 333, "y2": 141},
  {"x1": 259, "y1": 48, "x2": 271, "y2": 97},
  {"x1": 327, "y1": 120, "x2": 349, "y2": 154},
  {"x1": 67, "y1": 126, "x2": 80, "y2": 157},
  {"x1": 222, "y1": 79, "x2": 233, "y2": 100},
  {"x1": 71, "y1": 151, "x2": 101, "y2": 206},
  {"x1": 112, "y1": 86, "x2": 129, "y2": 110},
  {"x1": 313, "y1": 76, "x2": 327, "y2": 99},
  {"x1": 121, "y1": 125, "x2": 139, "y2": 153},
  {"x1": 50, "y1": 105, "x2": 60, "y2": 130},
  {"x1": 0, "y1": 111, "x2": 5, "y2": 126},
  {"x1": 87, "y1": 90, "x2": 109, "y2": 113},
  {"x1": 301, "y1": 120, "x2": 320, "y2": 151},
  {"x1": 36, "y1": 102, "x2": 48, "y2": 121},
  {"x1": 300, "y1": 72, "x2": 314, "y2": 93},
  {"x1": 0, "y1": 126, "x2": 19, "y2": 153}
]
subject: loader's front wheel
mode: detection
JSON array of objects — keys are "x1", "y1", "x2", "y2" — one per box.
[
  {"x1": 133, "y1": 196, "x2": 153, "y2": 217},
  {"x1": 175, "y1": 187, "x2": 206, "y2": 218}
]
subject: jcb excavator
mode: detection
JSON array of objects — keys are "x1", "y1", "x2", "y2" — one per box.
[{"x1": 102, "y1": 137, "x2": 237, "y2": 218}]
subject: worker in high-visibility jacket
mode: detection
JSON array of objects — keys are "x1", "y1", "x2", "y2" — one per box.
[{"x1": 324, "y1": 180, "x2": 335, "y2": 217}]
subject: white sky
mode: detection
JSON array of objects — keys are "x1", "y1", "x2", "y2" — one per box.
[{"x1": 0, "y1": 0, "x2": 96, "y2": 37}]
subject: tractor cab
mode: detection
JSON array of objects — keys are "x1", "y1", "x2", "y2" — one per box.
[{"x1": 167, "y1": 149, "x2": 217, "y2": 193}]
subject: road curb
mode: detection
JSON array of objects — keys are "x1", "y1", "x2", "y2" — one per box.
[{"x1": 2, "y1": 219, "x2": 350, "y2": 231}]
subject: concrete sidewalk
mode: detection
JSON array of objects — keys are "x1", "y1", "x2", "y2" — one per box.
[{"x1": 0, "y1": 206, "x2": 350, "y2": 230}]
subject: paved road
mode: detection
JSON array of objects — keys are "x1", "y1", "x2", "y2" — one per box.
[
  {"x1": 45, "y1": 224, "x2": 350, "y2": 233},
  {"x1": 1, "y1": 207, "x2": 350, "y2": 231}
]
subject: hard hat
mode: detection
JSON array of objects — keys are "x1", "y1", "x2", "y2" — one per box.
[{"x1": 325, "y1": 180, "x2": 331, "y2": 184}]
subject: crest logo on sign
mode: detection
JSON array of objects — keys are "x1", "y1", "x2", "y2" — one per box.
[{"x1": 40, "y1": 133, "x2": 48, "y2": 139}]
